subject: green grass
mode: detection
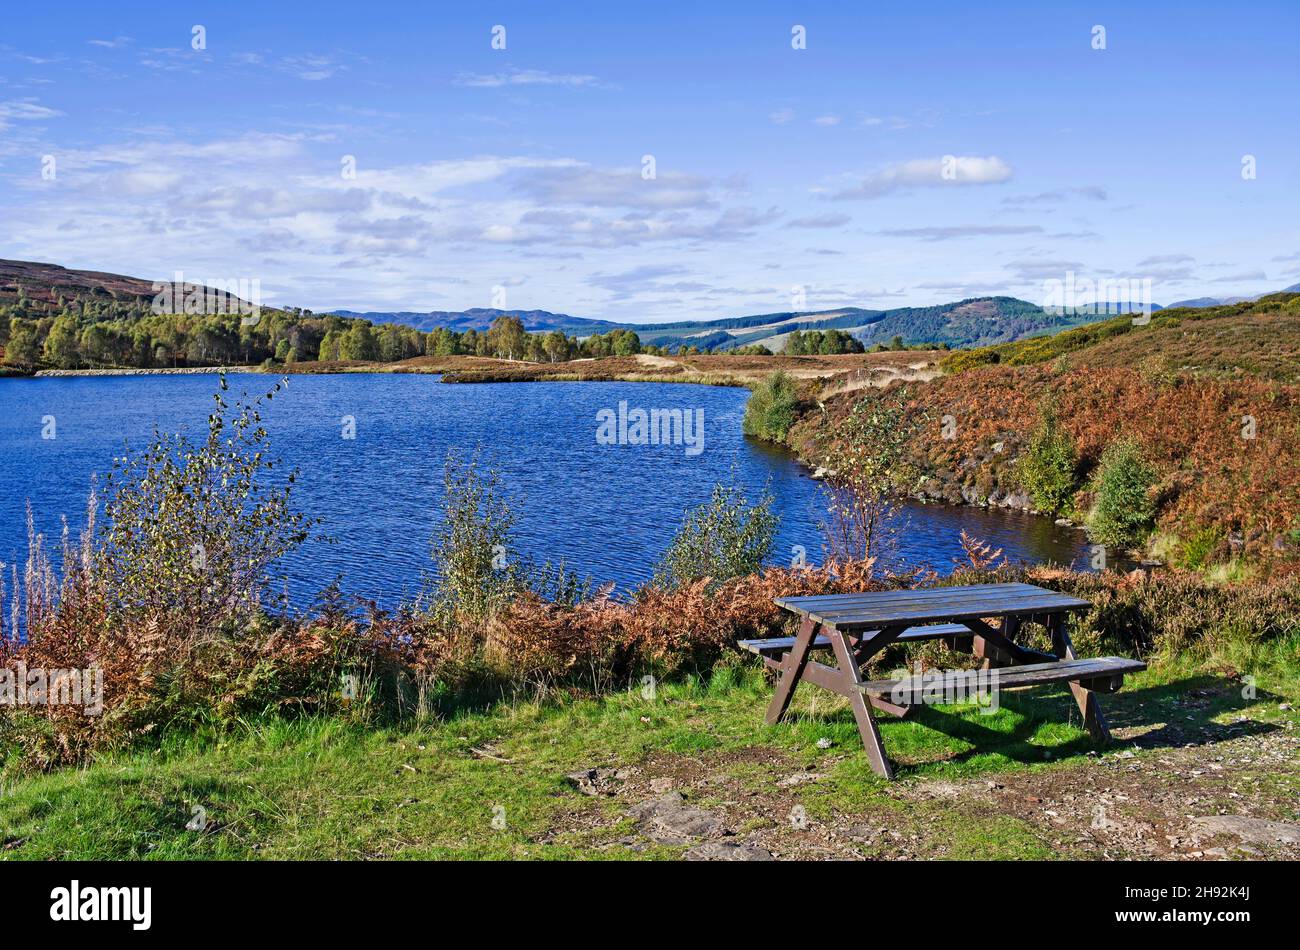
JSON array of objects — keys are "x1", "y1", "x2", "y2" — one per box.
[{"x1": 2, "y1": 658, "x2": 1295, "y2": 860}]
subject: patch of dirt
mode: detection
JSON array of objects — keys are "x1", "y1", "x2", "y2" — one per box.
[
  {"x1": 634, "y1": 354, "x2": 684, "y2": 370},
  {"x1": 541, "y1": 717, "x2": 1299, "y2": 860}
]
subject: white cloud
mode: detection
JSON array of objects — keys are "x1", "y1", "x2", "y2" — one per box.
[
  {"x1": 0, "y1": 98, "x2": 62, "y2": 129},
  {"x1": 278, "y1": 55, "x2": 345, "y2": 81},
  {"x1": 784, "y1": 213, "x2": 850, "y2": 229},
  {"x1": 454, "y1": 68, "x2": 600, "y2": 88},
  {"x1": 509, "y1": 165, "x2": 715, "y2": 211},
  {"x1": 881, "y1": 225, "x2": 1043, "y2": 242},
  {"x1": 830, "y1": 156, "x2": 1013, "y2": 200}
]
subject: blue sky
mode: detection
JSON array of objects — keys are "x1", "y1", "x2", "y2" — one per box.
[{"x1": 1, "y1": 1, "x2": 1297, "y2": 322}]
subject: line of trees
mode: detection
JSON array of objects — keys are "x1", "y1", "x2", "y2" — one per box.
[
  {"x1": 784, "y1": 329, "x2": 866, "y2": 355},
  {"x1": 0, "y1": 293, "x2": 659, "y2": 371}
]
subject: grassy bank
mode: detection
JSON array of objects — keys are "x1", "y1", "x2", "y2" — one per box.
[{"x1": 2, "y1": 656, "x2": 1295, "y2": 861}]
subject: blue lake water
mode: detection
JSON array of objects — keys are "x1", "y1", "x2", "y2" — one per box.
[{"x1": 0, "y1": 373, "x2": 1090, "y2": 608}]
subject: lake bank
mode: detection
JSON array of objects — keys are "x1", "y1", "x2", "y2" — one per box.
[{"x1": 25, "y1": 349, "x2": 939, "y2": 386}]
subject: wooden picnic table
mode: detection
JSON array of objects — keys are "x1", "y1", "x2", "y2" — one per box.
[{"x1": 740, "y1": 582, "x2": 1144, "y2": 779}]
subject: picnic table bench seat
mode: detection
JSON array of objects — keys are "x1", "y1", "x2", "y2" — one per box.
[
  {"x1": 738, "y1": 622, "x2": 974, "y2": 658},
  {"x1": 748, "y1": 583, "x2": 1146, "y2": 779},
  {"x1": 860, "y1": 656, "x2": 1147, "y2": 702}
]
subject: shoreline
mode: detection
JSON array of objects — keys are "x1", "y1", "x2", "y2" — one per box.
[{"x1": 33, "y1": 365, "x2": 261, "y2": 377}]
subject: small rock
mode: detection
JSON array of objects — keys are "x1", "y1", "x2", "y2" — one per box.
[
  {"x1": 565, "y1": 766, "x2": 627, "y2": 797},
  {"x1": 627, "y1": 792, "x2": 723, "y2": 844},
  {"x1": 816, "y1": 738, "x2": 834, "y2": 750},
  {"x1": 777, "y1": 772, "x2": 823, "y2": 787},
  {"x1": 684, "y1": 840, "x2": 775, "y2": 861},
  {"x1": 1187, "y1": 815, "x2": 1300, "y2": 847},
  {"x1": 648, "y1": 777, "x2": 675, "y2": 795}
]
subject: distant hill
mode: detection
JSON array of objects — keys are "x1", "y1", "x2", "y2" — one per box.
[
  {"x1": 0, "y1": 258, "x2": 259, "y2": 311},
  {"x1": 1, "y1": 259, "x2": 164, "y2": 305},
  {"x1": 335, "y1": 299, "x2": 1104, "y2": 352},
  {"x1": 627, "y1": 307, "x2": 884, "y2": 350},
  {"x1": 329, "y1": 308, "x2": 623, "y2": 336},
  {"x1": 942, "y1": 292, "x2": 1300, "y2": 384},
  {"x1": 6, "y1": 258, "x2": 1297, "y2": 358},
  {"x1": 850, "y1": 297, "x2": 1094, "y2": 350},
  {"x1": 1167, "y1": 282, "x2": 1300, "y2": 309}
]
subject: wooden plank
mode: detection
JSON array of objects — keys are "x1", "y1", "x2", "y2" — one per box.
[
  {"x1": 1049, "y1": 613, "x2": 1113, "y2": 743},
  {"x1": 826, "y1": 627, "x2": 896, "y2": 779},
  {"x1": 790, "y1": 587, "x2": 1091, "y2": 614},
  {"x1": 859, "y1": 656, "x2": 1145, "y2": 701},
  {"x1": 775, "y1": 582, "x2": 1045, "y2": 608},
  {"x1": 962, "y1": 616, "x2": 1058, "y2": 666},
  {"x1": 811, "y1": 604, "x2": 1089, "y2": 633},
  {"x1": 764, "y1": 617, "x2": 819, "y2": 725},
  {"x1": 803, "y1": 588, "x2": 1092, "y2": 620},
  {"x1": 796, "y1": 587, "x2": 1094, "y2": 627},
  {"x1": 775, "y1": 583, "x2": 1091, "y2": 615}
]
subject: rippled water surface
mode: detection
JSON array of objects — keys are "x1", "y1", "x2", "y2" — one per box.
[{"x1": 0, "y1": 373, "x2": 1090, "y2": 607}]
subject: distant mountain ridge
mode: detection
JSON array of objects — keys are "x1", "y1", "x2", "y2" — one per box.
[
  {"x1": 6, "y1": 258, "x2": 1298, "y2": 354},
  {"x1": 1167, "y1": 282, "x2": 1300, "y2": 309},
  {"x1": 329, "y1": 308, "x2": 623, "y2": 335},
  {"x1": 334, "y1": 299, "x2": 1104, "y2": 352}
]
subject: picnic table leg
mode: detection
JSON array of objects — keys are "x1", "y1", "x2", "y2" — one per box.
[
  {"x1": 764, "y1": 616, "x2": 820, "y2": 725},
  {"x1": 826, "y1": 628, "x2": 895, "y2": 780},
  {"x1": 1048, "y1": 612, "x2": 1111, "y2": 743}
]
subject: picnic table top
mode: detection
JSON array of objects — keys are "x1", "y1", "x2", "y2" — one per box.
[{"x1": 774, "y1": 582, "x2": 1092, "y2": 632}]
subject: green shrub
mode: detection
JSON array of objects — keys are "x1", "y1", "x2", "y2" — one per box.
[
  {"x1": 1178, "y1": 526, "x2": 1224, "y2": 571},
  {"x1": 1085, "y1": 438, "x2": 1157, "y2": 550},
  {"x1": 1017, "y1": 398, "x2": 1077, "y2": 515},
  {"x1": 428, "y1": 451, "x2": 525, "y2": 623},
  {"x1": 652, "y1": 483, "x2": 778, "y2": 590},
  {"x1": 742, "y1": 371, "x2": 799, "y2": 443},
  {"x1": 819, "y1": 391, "x2": 917, "y2": 564}
]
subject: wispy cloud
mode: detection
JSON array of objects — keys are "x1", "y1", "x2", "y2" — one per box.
[
  {"x1": 509, "y1": 165, "x2": 715, "y2": 211},
  {"x1": 0, "y1": 97, "x2": 62, "y2": 129},
  {"x1": 880, "y1": 225, "x2": 1043, "y2": 241},
  {"x1": 1137, "y1": 253, "x2": 1195, "y2": 267},
  {"x1": 454, "y1": 68, "x2": 600, "y2": 88},
  {"x1": 784, "y1": 213, "x2": 850, "y2": 229},
  {"x1": 1002, "y1": 186, "x2": 1107, "y2": 205},
  {"x1": 829, "y1": 155, "x2": 1013, "y2": 200},
  {"x1": 278, "y1": 54, "x2": 345, "y2": 81},
  {"x1": 1208, "y1": 270, "x2": 1266, "y2": 283}
]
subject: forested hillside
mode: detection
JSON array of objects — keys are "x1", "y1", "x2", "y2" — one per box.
[{"x1": 0, "y1": 260, "x2": 646, "y2": 372}]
